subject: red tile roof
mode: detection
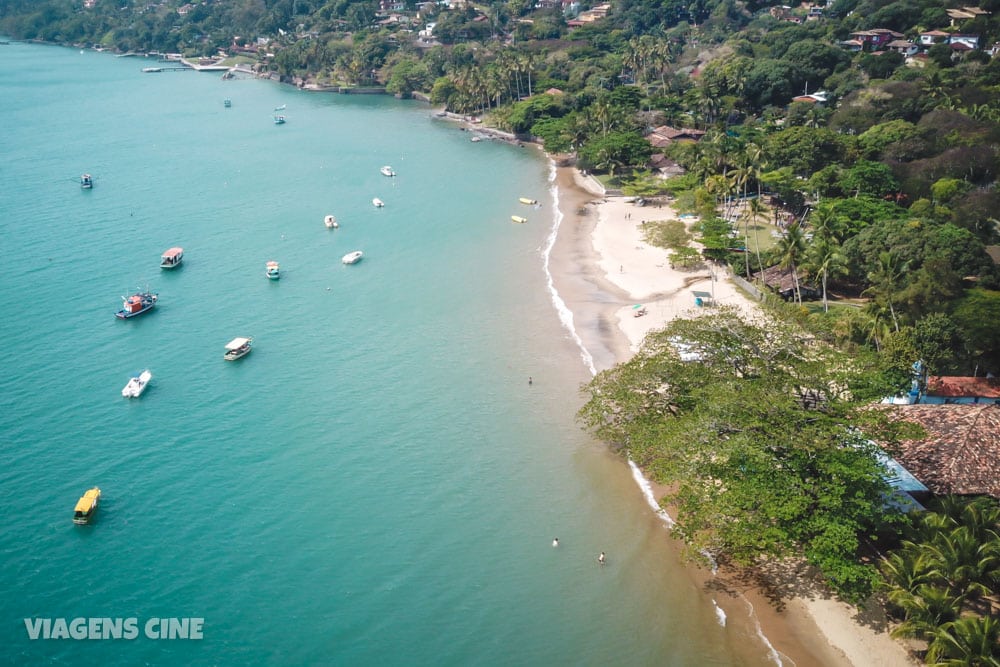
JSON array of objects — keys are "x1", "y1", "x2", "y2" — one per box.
[
  {"x1": 926, "y1": 376, "x2": 1000, "y2": 399},
  {"x1": 882, "y1": 404, "x2": 1000, "y2": 498}
]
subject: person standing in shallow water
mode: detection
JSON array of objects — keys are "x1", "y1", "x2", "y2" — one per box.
[
  {"x1": 528, "y1": 376, "x2": 532, "y2": 385},
  {"x1": 598, "y1": 552, "x2": 606, "y2": 565},
  {"x1": 552, "y1": 538, "x2": 559, "y2": 547}
]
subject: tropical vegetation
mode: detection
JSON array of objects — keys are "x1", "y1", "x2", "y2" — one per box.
[{"x1": 5, "y1": 0, "x2": 1000, "y2": 660}]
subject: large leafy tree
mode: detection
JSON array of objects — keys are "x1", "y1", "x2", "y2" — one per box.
[{"x1": 578, "y1": 308, "x2": 903, "y2": 602}]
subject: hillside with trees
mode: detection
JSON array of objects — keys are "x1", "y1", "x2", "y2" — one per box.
[{"x1": 4, "y1": 0, "x2": 1000, "y2": 661}]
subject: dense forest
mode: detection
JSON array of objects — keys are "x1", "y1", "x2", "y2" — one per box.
[{"x1": 4, "y1": 0, "x2": 1000, "y2": 661}]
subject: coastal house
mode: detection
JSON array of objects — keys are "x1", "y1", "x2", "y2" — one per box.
[
  {"x1": 648, "y1": 153, "x2": 686, "y2": 177},
  {"x1": 752, "y1": 265, "x2": 819, "y2": 301},
  {"x1": 885, "y1": 39, "x2": 919, "y2": 56},
  {"x1": 646, "y1": 125, "x2": 705, "y2": 148},
  {"x1": 946, "y1": 6, "x2": 990, "y2": 26},
  {"x1": 881, "y1": 404, "x2": 1000, "y2": 499},
  {"x1": 847, "y1": 29, "x2": 904, "y2": 51},
  {"x1": 920, "y1": 376, "x2": 1000, "y2": 404},
  {"x1": 948, "y1": 34, "x2": 980, "y2": 50},
  {"x1": 919, "y1": 30, "x2": 951, "y2": 47},
  {"x1": 791, "y1": 90, "x2": 828, "y2": 104}
]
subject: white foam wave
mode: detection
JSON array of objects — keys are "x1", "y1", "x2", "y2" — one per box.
[
  {"x1": 713, "y1": 600, "x2": 727, "y2": 627},
  {"x1": 743, "y1": 596, "x2": 784, "y2": 665},
  {"x1": 541, "y1": 160, "x2": 597, "y2": 377},
  {"x1": 626, "y1": 459, "x2": 675, "y2": 527}
]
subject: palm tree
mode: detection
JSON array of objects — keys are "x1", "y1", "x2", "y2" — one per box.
[
  {"x1": 888, "y1": 585, "x2": 962, "y2": 641},
  {"x1": 806, "y1": 238, "x2": 847, "y2": 312},
  {"x1": 806, "y1": 206, "x2": 845, "y2": 245},
  {"x1": 925, "y1": 615, "x2": 1000, "y2": 666},
  {"x1": 928, "y1": 526, "x2": 1000, "y2": 602},
  {"x1": 776, "y1": 221, "x2": 807, "y2": 303},
  {"x1": 864, "y1": 251, "x2": 908, "y2": 332},
  {"x1": 745, "y1": 196, "x2": 768, "y2": 275},
  {"x1": 882, "y1": 548, "x2": 942, "y2": 597}
]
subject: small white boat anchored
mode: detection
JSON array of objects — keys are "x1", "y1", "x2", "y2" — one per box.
[
  {"x1": 324, "y1": 214, "x2": 339, "y2": 229},
  {"x1": 160, "y1": 247, "x2": 183, "y2": 269},
  {"x1": 266, "y1": 260, "x2": 280, "y2": 280},
  {"x1": 342, "y1": 250, "x2": 364, "y2": 265},
  {"x1": 511, "y1": 215, "x2": 527, "y2": 224},
  {"x1": 224, "y1": 337, "x2": 253, "y2": 361},
  {"x1": 122, "y1": 369, "x2": 152, "y2": 398},
  {"x1": 380, "y1": 166, "x2": 396, "y2": 177},
  {"x1": 372, "y1": 198, "x2": 385, "y2": 208}
]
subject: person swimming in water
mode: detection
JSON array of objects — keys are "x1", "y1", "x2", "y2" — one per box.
[
  {"x1": 552, "y1": 538, "x2": 559, "y2": 547},
  {"x1": 598, "y1": 552, "x2": 606, "y2": 565}
]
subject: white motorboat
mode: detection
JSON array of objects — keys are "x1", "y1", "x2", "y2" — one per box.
[
  {"x1": 372, "y1": 198, "x2": 385, "y2": 208},
  {"x1": 380, "y1": 166, "x2": 395, "y2": 177},
  {"x1": 122, "y1": 369, "x2": 152, "y2": 398},
  {"x1": 224, "y1": 337, "x2": 253, "y2": 361},
  {"x1": 160, "y1": 246, "x2": 184, "y2": 269},
  {"x1": 265, "y1": 260, "x2": 280, "y2": 280},
  {"x1": 342, "y1": 250, "x2": 364, "y2": 265},
  {"x1": 324, "y1": 214, "x2": 338, "y2": 229}
]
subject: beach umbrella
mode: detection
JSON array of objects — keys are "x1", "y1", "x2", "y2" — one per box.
[{"x1": 632, "y1": 304, "x2": 644, "y2": 310}]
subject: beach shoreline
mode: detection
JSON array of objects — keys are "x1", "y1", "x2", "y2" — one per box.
[{"x1": 546, "y1": 164, "x2": 917, "y2": 666}]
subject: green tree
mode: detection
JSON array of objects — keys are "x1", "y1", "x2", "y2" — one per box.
[
  {"x1": 577, "y1": 131, "x2": 651, "y2": 178},
  {"x1": 578, "y1": 308, "x2": 900, "y2": 602}
]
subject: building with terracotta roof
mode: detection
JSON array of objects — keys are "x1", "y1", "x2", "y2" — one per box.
[
  {"x1": 646, "y1": 126, "x2": 706, "y2": 148},
  {"x1": 751, "y1": 265, "x2": 819, "y2": 301},
  {"x1": 881, "y1": 404, "x2": 1000, "y2": 498},
  {"x1": 922, "y1": 376, "x2": 1000, "y2": 404}
]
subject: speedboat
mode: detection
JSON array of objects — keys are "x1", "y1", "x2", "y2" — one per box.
[
  {"x1": 519, "y1": 197, "x2": 537, "y2": 205},
  {"x1": 116, "y1": 290, "x2": 158, "y2": 319},
  {"x1": 73, "y1": 487, "x2": 101, "y2": 524},
  {"x1": 273, "y1": 114, "x2": 286, "y2": 124},
  {"x1": 380, "y1": 166, "x2": 395, "y2": 177},
  {"x1": 266, "y1": 260, "x2": 280, "y2": 280},
  {"x1": 81, "y1": 173, "x2": 93, "y2": 189},
  {"x1": 372, "y1": 198, "x2": 385, "y2": 208},
  {"x1": 274, "y1": 104, "x2": 286, "y2": 111},
  {"x1": 160, "y1": 247, "x2": 184, "y2": 269},
  {"x1": 122, "y1": 370, "x2": 152, "y2": 398},
  {"x1": 324, "y1": 214, "x2": 338, "y2": 229},
  {"x1": 224, "y1": 337, "x2": 253, "y2": 361},
  {"x1": 511, "y1": 215, "x2": 527, "y2": 224},
  {"x1": 342, "y1": 250, "x2": 364, "y2": 265}
]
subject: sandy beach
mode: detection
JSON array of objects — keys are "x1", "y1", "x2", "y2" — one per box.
[{"x1": 548, "y1": 165, "x2": 917, "y2": 666}]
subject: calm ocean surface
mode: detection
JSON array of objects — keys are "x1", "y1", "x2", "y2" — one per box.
[{"x1": 0, "y1": 42, "x2": 776, "y2": 665}]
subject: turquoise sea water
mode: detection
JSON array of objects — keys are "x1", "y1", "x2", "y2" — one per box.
[{"x1": 0, "y1": 43, "x2": 779, "y2": 665}]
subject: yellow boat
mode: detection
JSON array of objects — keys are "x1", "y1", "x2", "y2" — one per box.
[
  {"x1": 519, "y1": 197, "x2": 537, "y2": 205},
  {"x1": 73, "y1": 487, "x2": 101, "y2": 525},
  {"x1": 511, "y1": 215, "x2": 527, "y2": 224}
]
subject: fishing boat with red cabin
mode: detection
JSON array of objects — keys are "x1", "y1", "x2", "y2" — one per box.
[
  {"x1": 160, "y1": 247, "x2": 184, "y2": 269},
  {"x1": 115, "y1": 289, "x2": 158, "y2": 319}
]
